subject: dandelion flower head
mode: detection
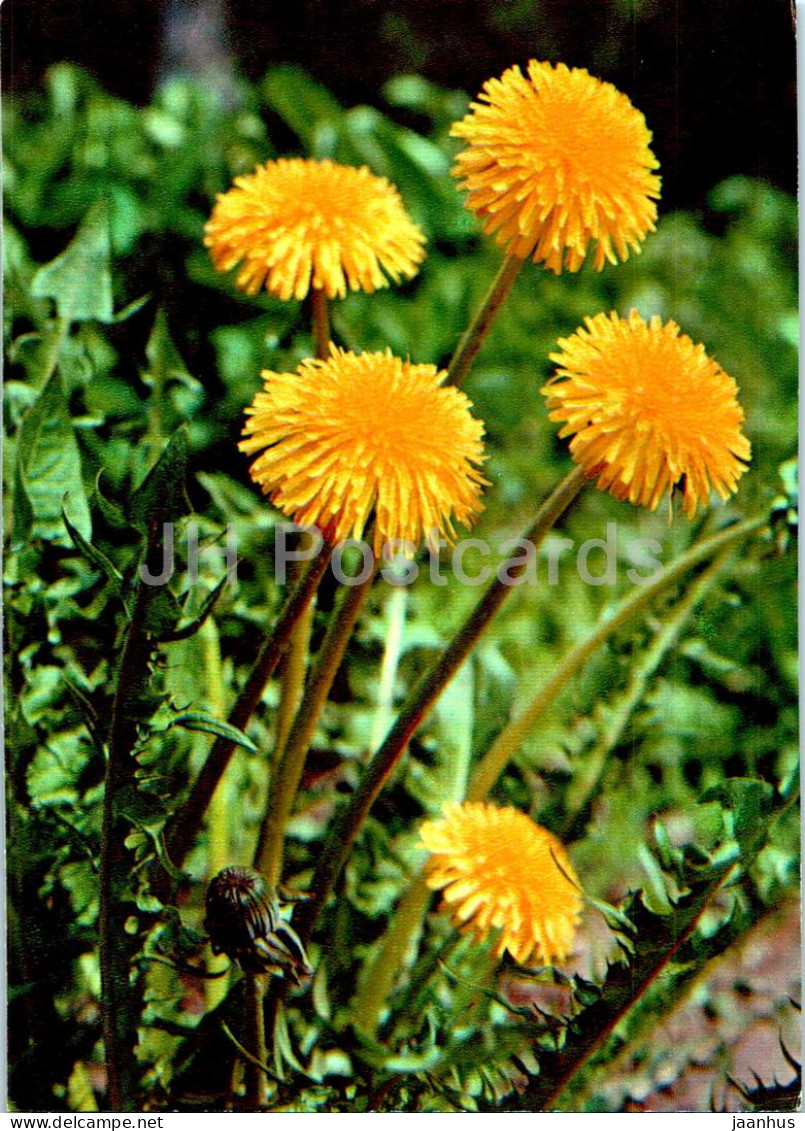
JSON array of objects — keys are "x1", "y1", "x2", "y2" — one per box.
[
  {"x1": 451, "y1": 60, "x2": 661, "y2": 273},
  {"x1": 420, "y1": 801, "x2": 582, "y2": 966},
  {"x1": 542, "y1": 310, "x2": 751, "y2": 517},
  {"x1": 205, "y1": 158, "x2": 426, "y2": 301},
  {"x1": 240, "y1": 347, "x2": 488, "y2": 552}
]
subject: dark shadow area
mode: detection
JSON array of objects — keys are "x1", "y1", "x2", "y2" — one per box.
[{"x1": 2, "y1": 0, "x2": 797, "y2": 210}]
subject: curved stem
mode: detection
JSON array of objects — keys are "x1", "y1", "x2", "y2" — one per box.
[
  {"x1": 162, "y1": 546, "x2": 332, "y2": 879},
  {"x1": 445, "y1": 255, "x2": 523, "y2": 388},
  {"x1": 243, "y1": 973, "x2": 267, "y2": 1109},
  {"x1": 467, "y1": 515, "x2": 766, "y2": 801},
  {"x1": 295, "y1": 466, "x2": 587, "y2": 943},
  {"x1": 369, "y1": 586, "x2": 407, "y2": 751},
  {"x1": 353, "y1": 871, "x2": 432, "y2": 1037},
  {"x1": 271, "y1": 598, "x2": 315, "y2": 775},
  {"x1": 255, "y1": 571, "x2": 375, "y2": 884},
  {"x1": 201, "y1": 617, "x2": 232, "y2": 1011},
  {"x1": 253, "y1": 281, "x2": 332, "y2": 878}
]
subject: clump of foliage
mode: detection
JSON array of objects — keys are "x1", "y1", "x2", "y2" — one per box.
[{"x1": 4, "y1": 62, "x2": 798, "y2": 1113}]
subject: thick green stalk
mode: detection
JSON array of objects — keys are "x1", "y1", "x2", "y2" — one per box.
[
  {"x1": 201, "y1": 618, "x2": 232, "y2": 1011},
  {"x1": 467, "y1": 515, "x2": 766, "y2": 801},
  {"x1": 271, "y1": 600, "x2": 315, "y2": 780},
  {"x1": 162, "y1": 547, "x2": 332, "y2": 878},
  {"x1": 353, "y1": 662, "x2": 476, "y2": 1035},
  {"x1": 445, "y1": 255, "x2": 523, "y2": 388},
  {"x1": 243, "y1": 973, "x2": 267, "y2": 1108},
  {"x1": 256, "y1": 571, "x2": 374, "y2": 883},
  {"x1": 353, "y1": 872, "x2": 432, "y2": 1036},
  {"x1": 368, "y1": 586, "x2": 408, "y2": 751},
  {"x1": 295, "y1": 466, "x2": 587, "y2": 943},
  {"x1": 267, "y1": 284, "x2": 330, "y2": 834}
]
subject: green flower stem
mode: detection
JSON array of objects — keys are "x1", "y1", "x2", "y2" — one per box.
[
  {"x1": 354, "y1": 660, "x2": 477, "y2": 1037},
  {"x1": 271, "y1": 599, "x2": 315, "y2": 778},
  {"x1": 100, "y1": 520, "x2": 164, "y2": 1111},
  {"x1": 253, "y1": 290, "x2": 362, "y2": 884},
  {"x1": 295, "y1": 465, "x2": 587, "y2": 945},
  {"x1": 353, "y1": 870, "x2": 432, "y2": 1037},
  {"x1": 312, "y1": 287, "x2": 331, "y2": 359},
  {"x1": 269, "y1": 284, "x2": 330, "y2": 826},
  {"x1": 467, "y1": 515, "x2": 766, "y2": 802},
  {"x1": 243, "y1": 973, "x2": 267, "y2": 1109},
  {"x1": 163, "y1": 546, "x2": 333, "y2": 878},
  {"x1": 446, "y1": 254, "x2": 524, "y2": 388},
  {"x1": 255, "y1": 569, "x2": 375, "y2": 884},
  {"x1": 369, "y1": 585, "x2": 408, "y2": 750},
  {"x1": 201, "y1": 617, "x2": 232, "y2": 1012}
]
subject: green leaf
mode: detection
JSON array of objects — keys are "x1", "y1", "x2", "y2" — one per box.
[
  {"x1": 130, "y1": 427, "x2": 192, "y2": 532},
  {"x1": 143, "y1": 584, "x2": 185, "y2": 640},
  {"x1": 93, "y1": 470, "x2": 132, "y2": 529},
  {"x1": 27, "y1": 732, "x2": 92, "y2": 807},
  {"x1": 700, "y1": 777, "x2": 776, "y2": 857},
  {"x1": 144, "y1": 308, "x2": 194, "y2": 389},
  {"x1": 30, "y1": 198, "x2": 114, "y2": 323},
  {"x1": 262, "y1": 66, "x2": 343, "y2": 151},
  {"x1": 15, "y1": 372, "x2": 91, "y2": 542},
  {"x1": 67, "y1": 1061, "x2": 99, "y2": 1113},
  {"x1": 62, "y1": 503, "x2": 124, "y2": 588},
  {"x1": 159, "y1": 572, "x2": 229, "y2": 642},
  {"x1": 60, "y1": 701, "x2": 104, "y2": 768},
  {"x1": 169, "y1": 712, "x2": 258, "y2": 755}
]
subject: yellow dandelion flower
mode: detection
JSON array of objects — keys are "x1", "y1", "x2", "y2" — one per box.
[
  {"x1": 542, "y1": 310, "x2": 752, "y2": 517},
  {"x1": 205, "y1": 158, "x2": 426, "y2": 301},
  {"x1": 239, "y1": 347, "x2": 488, "y2": 552},
  {"x1": 451, "y1": 60, "x2": 661, "y2": 273},
  {"x1": 420, "y1": 801, "x2": 582, "y2": 966}
]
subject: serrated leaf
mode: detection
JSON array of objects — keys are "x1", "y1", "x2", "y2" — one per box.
[
  {"x1": 143, "y1": 585, "x2": 184, "y2": 640},
  {"x1": 169, "y1": 712, "x2": 258, "y2": 755},
  {"x1": 700, "y1": 777, "x2": 776, "y2": 857},
  {"x1": 143, "y1": 307, "x2": 195, "y2": 389},
  {"x1": 30, "y1": 198, "x2": 114, "y2": 323},
  {"x1": 62, "y1": 676, "x2": 105, "y2": 754},
  {"x1": 62, "y1": 503, "x2": 123, "y2": 588},
  {"x1": 159, "y1": 573, "x2": 229, "y2": 643},
  {"x1": 15, "y1": 372, "x2": 91, "y2": 542},
  {"x1": 583, "y1": 895, "x2": 637, "y2": 938},
  {"x1": 130, "y1": 426, "x2": 192, "y2": 532},
  {"x1": 109, "y1": 292, "x2": 152, "y2": 324},
  {"x1": 27, "y1": 732, "x2": 92, "y2": 807},
  {"x1": 93, "y1": 470, "x2": 133, "y2": 529}
]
